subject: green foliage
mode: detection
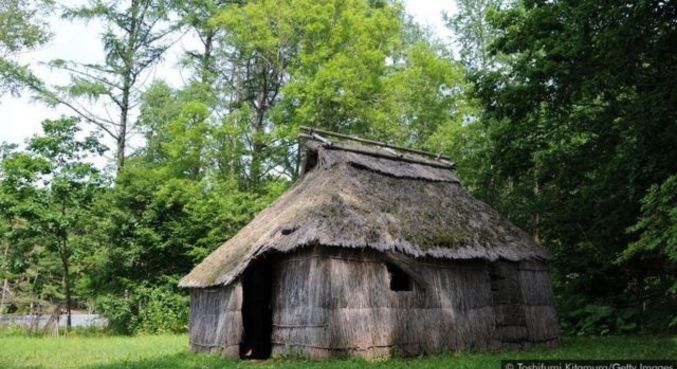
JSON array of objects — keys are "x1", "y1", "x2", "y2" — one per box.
[
  {"x1": 135, "y1": 286, "x2": 188, "y2": 334},
  {"x1": 445, "y1": 0, "x2": 511, "y2": 71},
  {"x1": 173, "y1": 0, "x2": 224, "y2": 82},
  {"x1": 96, "y1": 294, "x2": 136, "y2": 335},
  {"x1": 0, "y1": 0, "x2": 52, "y2": 96},
  {"x1": 81, "y1": 76, "x2": 288, "y2": 333},
  {"x1": 211, "y1": 0, "x2": 470, "y2": 180},
  {"x1": 3, "y1": 0, "x2": 676, "y2": 339},
  {"x1": 620, "y1": 175, "x2": 677, "y2": 328},
  {"x1": 474, "y1": 0, "x2": 677, "y2": 333},
  {"x1": 0, "y1": 117, "x2": 107, "y2": 324},
  {"x1": 622, "y1": 175, "x2": 677, "y2": 266},
  {"x1": 40, "y1": 0, "x2": 178, "y2": 170},
  {"x1": 97, "y1": 285, "x2": 188, "y2": 335},
  {"x1": 374, "y1": 42, "x2": 469, "y2": 147},
  {"x1": 562, "y1": 303, "x2": 639, "y2": 336},
  {"x1": 90, "y1": 168, "x2": 281, "y2": 283}
]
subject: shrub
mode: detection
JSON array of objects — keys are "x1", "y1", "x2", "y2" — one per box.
[
  {"x1": 135, "y1": 286, "x2": 188, "y2": 334},
  {"x1": 96, "y1": 285, "x2": 188, "y2": 335},
  {"x1": 96, "y1": 294, "x2": 138, "y2": 335}
]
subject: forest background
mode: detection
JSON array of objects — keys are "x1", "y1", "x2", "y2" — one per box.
[{"x1": 0, "y1": 0, "x2": 674, "y2": 336}]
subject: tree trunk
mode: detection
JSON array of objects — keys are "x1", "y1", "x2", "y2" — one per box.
[
  {"x1": 61, "y1": 240, "x2": 72, "y2": 329},
  {"x1": 533, "y1": 178, "x2": 540, "y2": 243},
  {"x1": 0, "y1": 279, "x2": 7, "y2": 316},
  {"x1": 0, "y1": 242, "x2": 9, "y2": 317},
  {"x1": 116, "y1": 109, "x2": 127, "y2": 171},
  {"x1": 250, "y1": 72, "x2": 268, "y2": 189},
  {"x1": 116, "y1": 55, "x2": 132, "y2": 171},
  {"x1": 115, "y1": 0, "x2": 139, "y2": 172},
  {"x1": 293, "y1": 142, "x2": 302, "y2": 180},
  {"x1": 201, "y1": 30, "x2": 214, "y2": 84}
]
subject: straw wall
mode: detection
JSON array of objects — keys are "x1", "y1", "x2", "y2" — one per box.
[
  {"x1": 270, "y1": 247, "x2": 497, "y2": 359},
  {"x1": 518, "y1": 260, "x2": 560, "y2": 344},
  {"x1": 188, "y1": 246, "x2": 559, "y2": 360},
  {"x1": 189, "y1": 282, "x2": 242, "y2": 357}
]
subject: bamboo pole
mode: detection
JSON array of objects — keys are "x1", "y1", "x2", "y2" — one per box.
[{"x1": 299, "y1": 126, "x2": 453, "y2": 163}]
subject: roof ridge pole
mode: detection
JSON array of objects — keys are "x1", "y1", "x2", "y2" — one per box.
[
  {"x1": 299, "y1": 133, "x2": 454, "y2": 170},
  {"x1": 299, "y1": 125, "x2": 453, "y2": 163}
]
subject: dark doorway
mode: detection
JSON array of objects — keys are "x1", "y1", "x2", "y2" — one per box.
[{"x1": 240, "y1": 258, "x2": 274, "y2": 359}]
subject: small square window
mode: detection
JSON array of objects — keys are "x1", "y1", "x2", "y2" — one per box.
[{"x1": 386, "y1": 263, "x2": 412, "y2": 292}]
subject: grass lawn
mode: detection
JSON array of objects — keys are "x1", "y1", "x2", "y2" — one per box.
[{"x1": 0, "y1": 335, "x2": 675, "y2": 369}]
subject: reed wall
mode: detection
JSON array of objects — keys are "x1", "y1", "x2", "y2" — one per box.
[
  {"x1": 518, "y1": 260, "x2": 560, "y2": 344},
  {"x1": 268, "y1": 247, "x2": 560, "y2": 359},
  {"x1": 189, "y1": 282, "x2": 242, "y2": 357},
  {"x1": 189, "y1": 246, "x2": 559, "y2": 359}
]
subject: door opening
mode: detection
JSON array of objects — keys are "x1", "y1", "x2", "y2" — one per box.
[{"x1": 240, "y1": 258, "x2": 274, "y2": 359}]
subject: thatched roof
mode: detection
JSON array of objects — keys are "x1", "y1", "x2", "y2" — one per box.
[{"x1": 179, "y1": 140, "x2": 550, "y2": 288}]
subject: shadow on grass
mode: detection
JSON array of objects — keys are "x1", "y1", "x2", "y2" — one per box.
[
  {"x1": 80, "y1": 353, "x2": 387, "y2": 369},
  {"x1": 77, "y1": 350, "x2": 516, "y2": 369},
  {"x1": 80, "y1": 352, "x2": 232, "y2": 369},
  {"x1": 76, "y1": 336, "x2": 677, "y2": 369},
  {"x1": 79, "y1": 352, "x2": 432, "y2": 369}
]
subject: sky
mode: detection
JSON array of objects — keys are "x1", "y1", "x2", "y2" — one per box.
[{"x1": 0, "y1": 1, "x2": 456, "y2": 152}]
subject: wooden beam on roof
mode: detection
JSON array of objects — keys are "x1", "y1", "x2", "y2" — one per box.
[
  {"x1": 299, "y1": 126, "x2": 453, "y2": 162},
  {"x1": 300, "y1": 133, "x2": 455, "y2": 170}
]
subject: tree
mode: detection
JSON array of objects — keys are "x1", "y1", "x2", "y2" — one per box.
[
  {"x1": 82, "y1": 0, "x2": 463, "y2": 326},
  {"x1": 260, "y1": 0, "x2": 403, "y2": 135},
  {"x1": 620, "y1": 174, "x2": 677, "y2": 328},
  {"x1": 0, "y1": 143, "x2": 52, "y2": 319},
  {"x1": 622, "y1": 175, "x2": 677, "y2": 266},
  {"x1": 42, "y1": 0, "x2": 176, "y2": 171},
  {"x1": 171, "y1": 1, "x2": 253, "y2": 184},
  {"x1": 210, "y1": 0, "x2": 302, "y2": 187},
  {"x1": 213, "y1": 0, "x2": 470, "y2": 180},
  {"x1": 3, "y1": 0, "x2": 476, "y2": 334},
  {"x1": 84, "y1": 77, "x2": 287, "y2": 332},
  {"x1": 375, "y1": 42, "x2": 468, "y2": 147},
  {"x1": 173, "y1": 0, "x2": 234, "y2": 85},
  {"x1": 0, "y1": 118, "x2": 107, "y2": 328},
  {"x1": 0, "y1": 143, "x2": 22, "y2": 317},
  {"x1": 445, "y1": 0, "x2": 511, "y2": 71},
  {"x1": 0, "y1": 0, "x2": 52, "y2": 97},
  {"x1": 475, "y1": 0, "x2": 677, "y2": 332}
]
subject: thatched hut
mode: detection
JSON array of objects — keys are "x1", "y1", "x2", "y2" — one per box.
[{"x1": 179, "y1": 128, "x2": 560, "y2": 359}]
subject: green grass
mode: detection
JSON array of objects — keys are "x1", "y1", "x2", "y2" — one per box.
[{"x1": 0, "y1": 335, "x2": 674, "y2": 369}]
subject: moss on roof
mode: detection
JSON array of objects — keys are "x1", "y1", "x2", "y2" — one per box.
[{"x1": 179, "y1": 142, "x2": 549, "y2": 288}]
